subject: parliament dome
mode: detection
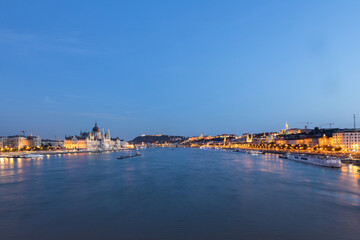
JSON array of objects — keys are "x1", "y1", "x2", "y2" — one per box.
[{"x1": 92, "y1": 122, "x2": 100, "y2": 132}]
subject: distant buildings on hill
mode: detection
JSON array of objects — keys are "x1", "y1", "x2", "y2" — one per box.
[
  {"x1": 185, "y1": 122, "x2": 360, "y2": 152},
  {"x1": 267, "y1": 122, "x2": 360, "y2": 152},
  {"x1": 1, "y1": 121, "x2": 360, "y2": 152},
  {"x1": 130, "y1": 135, "x2": 187, "y2": 145}
]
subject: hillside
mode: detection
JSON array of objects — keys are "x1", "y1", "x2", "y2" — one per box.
[{"x1": 130, "y1": 135, "x2": 188, "y2": 144}]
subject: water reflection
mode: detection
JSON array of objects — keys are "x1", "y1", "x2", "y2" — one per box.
[
  {"x1": 341, "y1": 164, "x2": 360, "y2": 177},
  {"x1": 0, "y1": 149, "x2": 359, "y2": 240},
  {"x1": 340, "y1": 165, "x2": 359, "y2": 187},
  {"x1": 0, "y1": 158, "x2": 25, "y2": 184}
]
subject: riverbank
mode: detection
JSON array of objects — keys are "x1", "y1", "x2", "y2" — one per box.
[
  {"x1": 0, "y1": 148, "x2": 133, "y2": 158},
  {"x1": 185, "y1": 144, "x2": 360, "y2": 165},
  {"x1": 220, "y1": 146, "x2": 360, "y2": 165}
]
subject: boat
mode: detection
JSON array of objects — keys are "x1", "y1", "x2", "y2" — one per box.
[
  {"x1": 340, "y1": 154, "x2": 359, "y2": 164},
  {"x1": 246, "y1": 150, "x2": 263, "y2": 155},
  {"x1": 280, "y1": 153, "x2": 342, "y2": 168},
  {"x1": 23, "y1": 154, "x2": 44, "y2": 159},
  {"x1": 233, "y1": 149, "x2": 246, "y2": 153},
  {"x1": 117, "y1": 151, "x2": 141, "y2": 160}
]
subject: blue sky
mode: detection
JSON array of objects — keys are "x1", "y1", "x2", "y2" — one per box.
[{"x1": 1, "y1": 0, "x2": 360, "y2": 140}]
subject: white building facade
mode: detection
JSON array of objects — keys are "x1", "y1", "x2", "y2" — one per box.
[
  {"x1": 64, "y1": 123, "x2": 128, "y2": 150},
  {"x1": 0, "y1": 135, "x2": 41, "y2": 150},
  {"x1": 332, "y1": 131, "x2": 360, "y2": 152}
]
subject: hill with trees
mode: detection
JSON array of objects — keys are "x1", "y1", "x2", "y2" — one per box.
[{"x1": 130, "y1": 135, "x2": 188, "y2": 144}]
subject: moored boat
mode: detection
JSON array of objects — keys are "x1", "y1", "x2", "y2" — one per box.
[
  {"x1": 280, "y1": 153, "x2": 342, "y2": 168},
  {"x1": 246, "y1": 150, "x2": 263, "y2": 155},
  {"x1": 23, "y1": 154, "x2": 44, "y2": 159},
  {"x1": 233, "y1": 149, "x2": 246, "y2": 153},
  {"x1": 117, "y1": 151, "x2": 141, "y2": 160}
]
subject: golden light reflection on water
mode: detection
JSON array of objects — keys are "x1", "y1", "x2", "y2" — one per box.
[
  {"x1": 0, "y1": 157, "x2": 25, "y2": 183},
  {"x1": 260, "y1": 153, "x2": 285, "y2": 172},
  {"x1": 338, "y1": 165, "x2": 360, "y2": 204},
  {"x1": 333, "y1": 164, "x2": 360, "y2": 207},
  {"x1": 233, "y1": 152, "x2": 360, "y2": 207},
  {"x1": 340, "y1": 164, "x2": 360, "y2": 179},
  {"x1": 17, "y1": 158, "x2": 23, "y2": 168}
]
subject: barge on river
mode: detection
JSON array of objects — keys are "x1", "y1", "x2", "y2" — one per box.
[
  {"x1": 117, "y1": 152, "x2": 141, "y2": 160},
  {"x1": 279, "y1": 153, "x2": 342, "y2": 168}
]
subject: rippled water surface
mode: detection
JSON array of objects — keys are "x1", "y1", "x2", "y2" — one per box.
[{"x1": 0, "y1": 148, "x2": 360, "y2": 240}]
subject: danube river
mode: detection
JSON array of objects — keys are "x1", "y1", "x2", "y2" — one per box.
[{"x1": 0, "y1": 148, "x2": 359, "y2": 240}]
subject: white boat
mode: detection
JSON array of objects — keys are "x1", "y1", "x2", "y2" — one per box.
[
  {"x1": 23, "y1": 154, "x2": 44, "y2": 159},
  {"x1": 281, "y1": 153, "x2": 342, "y2": 168},
  {"x1": 246, "y1": 150, "x2": 262, "y2": 155}
]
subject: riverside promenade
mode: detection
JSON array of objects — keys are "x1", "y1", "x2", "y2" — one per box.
[
  {"x1": 189, "y1": 144, "x2": 360, "y2": 166},
  {"x1": 0, "y1": 149, "x2": 132, "y2": 158}
]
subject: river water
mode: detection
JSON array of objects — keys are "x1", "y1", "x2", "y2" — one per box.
[{"x1": 0, "y1": 148, "x2": 359, "y2": 240}]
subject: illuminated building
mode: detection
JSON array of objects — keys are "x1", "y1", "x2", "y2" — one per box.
[
  {"x1": 275, "y1": 127, "x2": 337, "y2": 148},
  {"x1": 332, "y1": 130, "x2": 360, "y2": 152},
  {"x1": 0, "y1": 135, "x2": 41, "y2": 150},
  {"x1": 64, "y1": 122, "x2": 127, "y2": 150},
  {"x1": 275, "y1": 137, "x2": 319, "y2": 147},
  {"x1": 266, "y1": 133, "x2": 279, "y2": 143},
  {"x1": 279, "y1": 122, "x2": 311, "y2": 135},
  {"x1": 41, "y1": 139, "x2": 64, "y2": 148},
  {"x1": 246, "y1": 134, "x2": 253, "y2": 143},
  {"x1": 188, "y1": 134, "x2": 213, "y2": 142}
]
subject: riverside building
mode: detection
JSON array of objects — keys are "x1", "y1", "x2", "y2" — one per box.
[
  {"x1": 64, "y1": 123, "x2": 127, "y2": 150},
  {"x1": 332, "y1": 130, "x2": 360, "y2": 152},
  {"x1": 0, "y1": 135, "x2": 41, "y2": 150}
]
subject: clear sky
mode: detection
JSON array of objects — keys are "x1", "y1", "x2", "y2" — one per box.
[{"x1": 1, "y1": 0, "x2": 360, "y2": 140}]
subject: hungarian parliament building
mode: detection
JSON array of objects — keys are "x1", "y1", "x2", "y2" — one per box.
[{"x1": 64, "y1": 123, "x2": 128, "y2": 150}]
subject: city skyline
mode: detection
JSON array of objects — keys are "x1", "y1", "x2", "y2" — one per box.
[
  {"x1": 1, "y1": 0, "x2": 360, "y2": 139},
  {"x1": 1, "y1": 119, "x2": 359, "y2": 141},
  {"x1": 1, "y1": 2, "x2": 360, "y2": 240}
]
